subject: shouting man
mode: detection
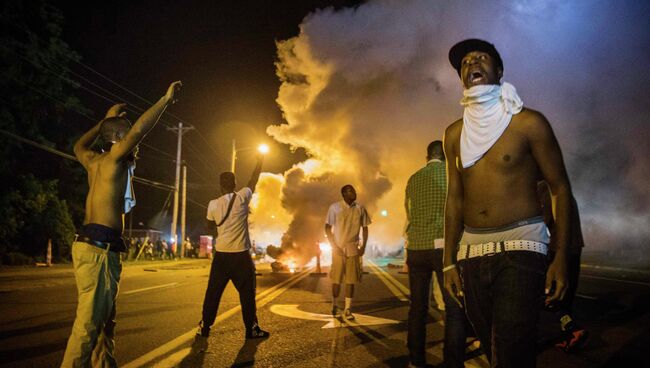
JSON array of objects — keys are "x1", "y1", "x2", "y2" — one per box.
[{"x1": 442, "y1": 39, "x2": 571, "y2": 367}]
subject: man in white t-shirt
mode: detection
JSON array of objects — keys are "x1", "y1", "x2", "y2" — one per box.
[
  {"x1": 196, "y1": 154, "x2": 269, "y2": 341},
  {"x1": 325, "y1": 184, "x2": 371, "y2": 321}
]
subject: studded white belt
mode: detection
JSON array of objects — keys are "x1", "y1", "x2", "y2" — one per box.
[{"x1": 457, "y1": 240, "x2": 548, "y2": 261}]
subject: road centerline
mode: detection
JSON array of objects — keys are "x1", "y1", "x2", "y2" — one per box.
[
  {"x1": 366, "y1": 260, "x2": 409, "y2": 301},
  {"x1": 122, "y1": 282, "x2": 179, "y2": 295},
  {"x1": 123, "y1": 267, "x2": 313, "y2": 368}
]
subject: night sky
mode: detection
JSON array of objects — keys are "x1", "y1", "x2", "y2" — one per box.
[
  {"x1": 43, "y1": 1, "x2": 649, "y2": 258},
  {"x1": 53, "y1": 0, "x2": 363, "y2": 236}
]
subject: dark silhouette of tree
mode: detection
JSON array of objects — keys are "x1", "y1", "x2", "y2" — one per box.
[{"x1": 0, "y1": 1, "x2": 88, "y2": 261}]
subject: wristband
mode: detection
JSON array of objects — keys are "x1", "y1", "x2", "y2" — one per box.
[{"x1": 442, "y1": 264, "x2": 456, "y2": 272}]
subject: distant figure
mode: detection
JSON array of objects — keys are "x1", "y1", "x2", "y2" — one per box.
[
  {"x1": 155, "y1": 239, "x2": 164, "y2": 260},
  {"x1": 404, "y1": 140, "x2": 471, "y2": 368},
  {"x1": 169, "y1": 239, "x2": 177, "y2": 260},
  {"x1": 325, "y1": 184, "x2": 371, "y2": 321},
  {"x1": 62, "y1": 81, "x2": 181, "y2": 367},
  {"x1": 184, "y1": 237, "x2": 193, "y2": 258},
  {"x1": 197, "y1": 153, "x2": 269, "y2": 341},
  {"x1": 538, "y1": 181, "x2": 589, "y2": 352},
  {"x1": 443, "y1": 39, "x2": 572, "y2": 367},
  {"x1": 161, "y1": 239, "x2": 169, "y2": 260}
]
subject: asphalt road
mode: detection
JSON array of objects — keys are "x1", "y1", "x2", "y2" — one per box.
[{"x1": 1, "y1": 257, "x2": 649, "y2": 367}]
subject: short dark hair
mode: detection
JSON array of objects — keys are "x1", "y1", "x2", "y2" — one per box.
[
  {"x1": 448, "y1": 39, "x2": 503, "y2": 77},
  {"x1": 93, "y1": 117, "x2": 132, "y2": 152},
  {"x1": 427, "y1": 140, "x2": 444, "y2": 160},
  {"x1": 220, "y1": 172, "x2": 236, "y2": 191},
  {"x1": 341, "y1": 184, "x2": 354, "y2": 195}
]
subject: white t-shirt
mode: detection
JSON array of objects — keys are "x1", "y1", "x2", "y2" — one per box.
[
  {"x1": 206, "y1": 187, "x2": 253, "y2": 252},
  {"x1": 326, "y1": 201, "x2": 371, "y2": 256}
]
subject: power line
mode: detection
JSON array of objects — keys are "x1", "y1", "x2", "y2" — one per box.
[
  {"x1": 0, "y1": 43, "x2": 151, "y2": 121},
  {"x1": 140, "y1": 142, "x2": 177, "y2": 160},
  {"x1": 5, "y1": 30, "x2": 231, "y2": 171},
  {"x1": 6, "y1": 42, "x2": 223, "y2": 177},
  {"x1": 0, "y1": 129, "x2": 175, "y2": 191},
  {"x1": 186, "y1": 197, "x2": 208, "y2": 209},
  {"x1": 3, "y1": 28, "x2": 232, "y2": 189},
  {"x1": 5, "y1": 74, "x2": 212, "y2": 187},
  {"x1": 183, "y1": 136, "x2": 223, "y2": 174}
]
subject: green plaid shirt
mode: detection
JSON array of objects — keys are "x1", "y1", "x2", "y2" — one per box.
[{"x1": 404, "y1": 160, "x2": 446, "y2": 250}]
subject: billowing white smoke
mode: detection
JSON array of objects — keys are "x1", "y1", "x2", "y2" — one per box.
[{"x1": 250, "y1": 0, "x2": 650, "y2": 263}]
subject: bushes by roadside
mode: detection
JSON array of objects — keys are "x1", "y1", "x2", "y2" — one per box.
[{"x1": 2, "y1": 252, "x2": 34, "y2": 265}]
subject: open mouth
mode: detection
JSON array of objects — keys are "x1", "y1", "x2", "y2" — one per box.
[{"x1": 469, "y1": 71, "x2": 485, "y2": 84}]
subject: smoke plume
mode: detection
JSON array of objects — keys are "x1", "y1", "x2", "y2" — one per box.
[{"x1": 250, "y1": 0, "x2": 650, "y2": 264}]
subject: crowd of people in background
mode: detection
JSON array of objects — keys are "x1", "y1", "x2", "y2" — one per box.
[{"x1": 123, "y1": 237, "x2": 200, "y2": 261}]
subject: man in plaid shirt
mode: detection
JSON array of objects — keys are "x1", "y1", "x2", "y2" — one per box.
[{"x1": 404, "y1": 141, "x2": 469, "y2": 368}]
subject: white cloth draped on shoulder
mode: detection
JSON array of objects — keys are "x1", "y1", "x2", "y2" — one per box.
[
  {"x1": 124, "y1": 163, "x2": 136, "y2": 213},
  {"x1": 459, "y1": 82, "x2": 523, "y2": 168}
]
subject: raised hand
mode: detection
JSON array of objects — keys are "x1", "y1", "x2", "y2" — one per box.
[
  {"x1": 165, "y1": 81, "x2": 183, "y2": 105},
  {"x1": 105, "y1": 103, "x2": 127, "y2": 119}
]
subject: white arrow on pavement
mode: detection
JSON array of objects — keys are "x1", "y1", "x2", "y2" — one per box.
[{"x1": 270, "y1": 304, "x2": 400, "y2": 329}]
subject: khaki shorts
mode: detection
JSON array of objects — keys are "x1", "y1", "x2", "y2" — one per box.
[{"x1": 330, "y1": 253, "x2": 361, "y2": 285}]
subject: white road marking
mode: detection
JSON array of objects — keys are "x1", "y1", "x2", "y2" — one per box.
[
  {"x1": 370, "y1": 259, "x2": 490, "y2": 367},
  {"x1": 122, "y1": 282, "x2": 178, "y2": 295},
  {"x1": 368, "y1": 260, "x2": 410, "y2": 295},
  {"x1": 366, "y1": 260, "x2": 409, "y2": 301},
  {"x1": 270, "y1": 304, "x2": 400, "y2": 329},
  {"x1": 152, "y1": 348, "x2": 191, "y2": 368},
  {"x1": 122, "y1": 268, "x2": 313, "y2": 368},
  {"x1": 581, "y1": 275, "x2": 650, "y2": 287},
  {"x1": 575, "y1": 293, "x2": 598, "y2": 300}
]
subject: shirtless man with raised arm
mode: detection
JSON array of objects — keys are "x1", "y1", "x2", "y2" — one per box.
[
  {"x1": 62, "y1": 81, "x2": 181, "y2": 367},
  {"x1": 442, "y1": 39, "x2": 570, "y2": 367}
]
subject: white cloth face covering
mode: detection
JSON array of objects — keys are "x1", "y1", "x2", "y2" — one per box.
[{"x1": 459, "y1": 82, "x2": 523, "y2": 168}]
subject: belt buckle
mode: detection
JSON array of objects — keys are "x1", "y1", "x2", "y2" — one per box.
[{"x1": 483, "y1": 242, "x2": 496, "y2": 256}]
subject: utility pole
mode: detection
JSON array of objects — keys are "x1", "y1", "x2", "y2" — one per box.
[
  {"x1": 167, "y1": 122, "x2": 194, "y2": 254},
  {"x1": 181, "y1": 164, "x2": 187, "y2": 258},
  {"x1": 231, "y1": 139, "x2": 236, "y2": 173}
]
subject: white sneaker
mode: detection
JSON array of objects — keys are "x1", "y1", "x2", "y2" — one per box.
[{"x1": 343, "y1": 309, "x2": 355, "y2": 321}]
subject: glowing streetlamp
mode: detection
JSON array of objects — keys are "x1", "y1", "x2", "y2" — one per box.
[
  {"x1": 258, "y1": 143, "x2": 270, "y2": 154},
  {"x1": 231, "y1": 140, "x2": 271, "y2": 173}
]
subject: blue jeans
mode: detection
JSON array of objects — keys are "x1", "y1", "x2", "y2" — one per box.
[
  {"x1": 407, "y1": 249, "x2": 470, "y2": 367},
  {"x1": 459, "y1": 251, "x2": 546, "y2": 368}
]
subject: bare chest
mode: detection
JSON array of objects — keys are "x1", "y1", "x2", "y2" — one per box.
[{"x1": 458, "y1": 124, "x2": 533, "y2": 177}]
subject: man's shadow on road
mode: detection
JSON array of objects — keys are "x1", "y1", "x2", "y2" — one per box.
[
  {"x1": 232, "y1": 338, "x2": 265, "y2": 367},
  {"x1": 177, "y1": 336, "x2": 264, "y2": 368},
  {"x1": 178, "y1": 336, "x2": 208, "y2": 368}
]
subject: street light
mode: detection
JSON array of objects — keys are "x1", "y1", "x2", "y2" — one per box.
[
  {"x1": 258, "y1": 143, "x2": 270, "y2": 154},
  {"x1": 231, "y1": 140, "x2": 271, "y2": 173}
]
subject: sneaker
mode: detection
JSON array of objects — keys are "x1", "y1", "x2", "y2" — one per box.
[
  {"x1": 246, "y1": 324, "x2": 270, "y2": 339},
  {"x1": 343, "y1": 309, "x2": 355, "y2": 321},
  {"x1": 196, "y1": 321, "x2": 210, "y2": 337},
  {"x1": 555, "y1": 328, "x2": 589, "y2": 353}
]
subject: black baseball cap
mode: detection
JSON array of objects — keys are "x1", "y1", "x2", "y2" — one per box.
[{"x1": 448, "y1": 39, "x2": 503, "y2": 76}]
